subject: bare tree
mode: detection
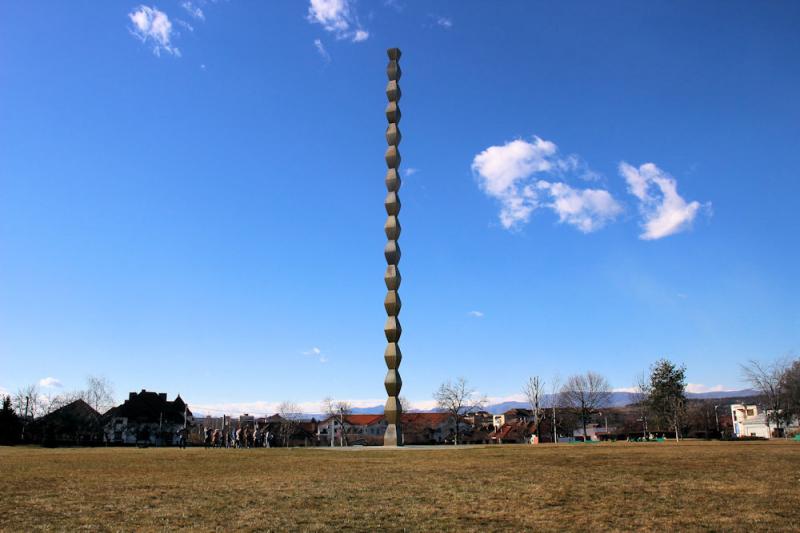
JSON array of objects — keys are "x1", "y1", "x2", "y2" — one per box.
[
  {"x1": 14, "y1": 384, "x2": 41, "y2": 419},
  {"x1": 323, "y1": 397, "x2": 353, "y2": 447},
  {"x1": 560, "y1": 372, "x2": 611, "y2": 441},
  {"x1": 544, "y1": 375, "x2": 561, "y2": 444},
  {"x1": 631, "y1": 372, "x2": 651, "y2": 439},
  {"x1": 82, "y1": 375, "x2": 115, "y2": 414},
  {"x1": 397, "y1": 395, "x2": 414, "y2": 414},
  {"x1": 433, "y1": 378, "x2": 486, "y2": 445},
  {"x1": 741, "y1": 359, "x2": 791, "y2": 436},
  {"x1": 277, "y1": 401, "x2": 302, "y2": 447},
  {"x1": 41, "y1": 390, "x2": 82, "y2": 416},
  {"x1": 522, "y1": 376, "x2": 545, "y2": 440}
]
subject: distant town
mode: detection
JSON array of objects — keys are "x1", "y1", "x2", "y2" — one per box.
[{"x1": 3, "y1": 356, "x2": 798, "y2": 448}]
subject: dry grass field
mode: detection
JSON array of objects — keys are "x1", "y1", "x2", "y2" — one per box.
[{"x1": 1, "y1": 440, "x2": 798, "y2": 532}]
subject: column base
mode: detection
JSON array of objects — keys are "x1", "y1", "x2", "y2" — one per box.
[{"x1": 383, "y1": 424, "x2": 403, "y2": 446}]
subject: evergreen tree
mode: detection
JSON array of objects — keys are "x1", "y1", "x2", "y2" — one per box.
[
  {"x1": 0, "y1": 395, "x2": 22, "y2": 445},
  {"x1": 648, "y1": 359, "x2": 687, "y2": 442}
]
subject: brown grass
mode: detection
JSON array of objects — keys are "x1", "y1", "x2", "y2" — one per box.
[{"x1": 1, "y1": 441, "x2": 798, "y2": 532}]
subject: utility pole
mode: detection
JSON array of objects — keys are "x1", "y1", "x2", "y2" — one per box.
[
  {"x1": 714, "y1": 404, "x2": 720, "y2": 437},
  {"x1": 159, "y1": 411, "x2": 163, "y2": 447}
]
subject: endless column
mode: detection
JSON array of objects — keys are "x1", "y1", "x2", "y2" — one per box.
[{"x1": 383, "y1": 47, "x2": 403, "y2": 446}]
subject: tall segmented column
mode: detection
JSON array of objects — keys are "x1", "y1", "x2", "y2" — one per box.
[{"x1": 383, "y1": 47, "x2": 403, "y2": 446}]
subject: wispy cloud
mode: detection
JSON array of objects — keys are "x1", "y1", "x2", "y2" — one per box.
[
  {"x1": 307, "y1": 0, "x2": 369, "y2": 43},
  {"x1": 175, "y1": 19, "x2": 194, "y2": 32},
  {"x1": 619, "y1": 162, "x2": 708, "y2": 240},
  {"x1": 403, "y1": 167, "x2": 418, "y2": 177},
  {"x1": 181, "y1": 1, "x2": 205, "y2": 20},
  {"x1": 468, "y1": 310, "x2": 484, "y2": 318},
  {"x1": 128, "y1": 5, "x2": 180, "y2": 57},
  {"x1": 384, "y1": 0, "x2": 404, "y2": 12},
  {"x1": 313, "y1": 38, "x2": 331, "y2": 63},
  {"x1": 38, "y1": 377, "x2": 63, "y2": 389},
  {"x1": 302, "y1": 346, "x2": 328, "y2": 363},
  {"x1": 436, "y1": 16, "x2": 453, "y2": 29},
  {"x1": 471, "y1": 137, "x2": 620, "y2": 232}
]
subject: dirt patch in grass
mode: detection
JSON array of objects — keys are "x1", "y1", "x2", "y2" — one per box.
[{"x1": 1, "y1": 441, "x2": 798, "y2": 531}]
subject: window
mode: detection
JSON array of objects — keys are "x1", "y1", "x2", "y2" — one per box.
[{"x1": 746, "y1": 409, "x2": 755, "y2": 417}]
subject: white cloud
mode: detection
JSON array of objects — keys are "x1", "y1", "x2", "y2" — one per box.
[
  {"x1": 436, "y1": 17, "x2": 453, "y2": 28},
  {"x1": 384, "y1": 0, "x2": 404, "y2": 12},
  {"x1": 175, "y1": 19, "x2": 194, "y2": 32},
  {"x1": 314, "y1": 39, "x2": 331, "y2": 63},
  {"x1": 128, "y1": 5, "x2": 180, "y2": 57},
  {"x1": 537, "y1": 181, "x2": 622, "y2": 233},
  {"x1": 619, "y1": 162, "x2": 707, "y2": 240},
  {"x1": 307, "y1": 0, "x2": 369, "y2": 43},
  {"x1": 181, "y1": 1, "x2": 205, "y2": 20},
  {"x1": 468, "y1": 310, "x2": 484, "y2": 318},
  {"x1": 472, "y1": 137, "x2": 619, "y2": 232},
  {"x1": 403, "y1": 167, "x2": 418, "y2": 177},
  {"x1": 302, "y1": 346, "x2": 327, "y2": 363},
  {"x1": 686, "y1": 383, "x2": 729, "y2": 394},
  {"x1": 38, "y1": 377, "x2": 63, "y2": 389}
]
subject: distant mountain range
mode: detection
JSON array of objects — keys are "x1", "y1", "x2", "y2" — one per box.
[
  {"x1": 193, "y1": 389, "x2": 760, "y2": 419},
  {"x1": 348, "y1": 389, "x2": 760, "y2": 415}
]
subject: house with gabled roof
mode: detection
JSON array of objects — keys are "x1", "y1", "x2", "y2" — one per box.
[
  {"x1": 31, "y1": 399, "x2": 103, "y2": 446},
  {"x1": 318, "y1": 414, "x2": 386, "y2": 446},
  {"x1": 104, "y1": 390, "x2": 193, "y2": 446}
]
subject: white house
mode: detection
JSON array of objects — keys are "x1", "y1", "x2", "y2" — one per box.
[{"x1": 730, "y1": 404, "x2": 771, "y2": 438}]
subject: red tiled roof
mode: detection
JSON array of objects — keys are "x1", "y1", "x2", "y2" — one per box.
[
  {"x1": 319, "y1": 412, "x2": 453, "y2": 427},
  {"x1": 343, "y1": 414, "x2": 384, "y2": 426},
  {"x1": 401, "y1": 412, "x2": 451, "y2": 425}
]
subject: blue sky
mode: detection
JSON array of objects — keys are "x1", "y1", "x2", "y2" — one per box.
[{"x1": 1, "y1": 1, "x2": 798, "y2": 414}]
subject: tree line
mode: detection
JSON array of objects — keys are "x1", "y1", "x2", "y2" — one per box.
[{"x1": 435, "y1": 354, "x2": 800, "y2": 444}]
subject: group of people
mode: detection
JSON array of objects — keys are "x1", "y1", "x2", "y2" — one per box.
[{"x1": 203, "y1": 426, "x2": 272, "y2": 448}]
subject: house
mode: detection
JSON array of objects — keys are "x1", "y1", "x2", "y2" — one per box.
[
  {"x1": 731, "y1": 404, "x2": 772, "y2": 438},
  {"x1": 491, "y1": 420, "x2": 536, "y2": 444},
  {"x1": 493, "y1": 408, "x2": 533, "y2": 429},
  {"x1": 318, "y1": 414, "x2": 386, "y2": 446},
  {"x1": 317, "y1": 412, "x2": 459, "y2": 446},
  {"x1": 104, "y1": 390, "x2": 193, "y2": 445},
  {"x1": 260, "y1": 414, "x2": 319, "y2": 447},
  {"x1": 463, "y1": 410, "x2": 493, "y2": 426},
  {"x1": 32, "y1": 399, "x2": 103, "y2": 446},
  {"x1": 573, "y1": 423, "x2": 616, "y2": 441},
  {"x1": 401, "y1": 413, "x2": 455, "y2": 444}
]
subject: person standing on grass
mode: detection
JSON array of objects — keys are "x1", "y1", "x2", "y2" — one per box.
[{"x1": 177, "y1": 427, "x2": 188, "y2": 449}]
